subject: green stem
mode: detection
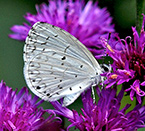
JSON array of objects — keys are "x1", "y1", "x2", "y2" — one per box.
[{"x1": 136, "y1": 0, "x2": 145, "y2": 35}]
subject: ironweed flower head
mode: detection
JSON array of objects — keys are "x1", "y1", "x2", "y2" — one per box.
[
  {"x1": 0, "y1": 81, "x2": 63, "y2": 131},
  {"x1": 50, "y1": 86, "x2": 145, "y2": 131},
  {"x1": 9, "y1": 0, "x2": 116, "y2": 58},
  {"x1": 102, "y1": 14, "x2": 145, "y2": 103}
]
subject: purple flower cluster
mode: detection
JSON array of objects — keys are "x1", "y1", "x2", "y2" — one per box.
[
  {"x1": 9, "y1": 0, "x2": 115, "y2": 58},
  {"x1": 0, "y1": 81, "x2": 63, "y2": 131},
  {"x1": 51, "y1": 86, "x2": 145, "y2": 131},
  {"x1": 103, "y1": 15, "x2": 145, "y2": 103},
  {"x1": 1, "y1": 80, "x2": 145, "y2": 131},
  {"x1": 6, "y1": 0, "x2": 145, "y2": 130}
]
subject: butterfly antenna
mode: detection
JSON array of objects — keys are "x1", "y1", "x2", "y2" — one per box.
[
  {"x1": 106, "y1": 32, "x2": 111, "y2": 64},
  {"x1": 102, "y1": 32, "x2": 112, "y2": 64},
  {"x1": 101, "y1": 32, "x2": 112, "y2": 89}
]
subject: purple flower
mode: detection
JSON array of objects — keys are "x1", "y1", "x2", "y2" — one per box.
[
  {"x1": 9, "y1": 0, "x2": 116, "y2": 58},
  {"x1": 50, "y1": 86, "x2": 145, "y2": 131},
  {"x1": 0, "y1": 81, "x2": 63, "y2": 131},
  {"x1": 102, "y1": 14, "x2": 145, "y2": 103}
]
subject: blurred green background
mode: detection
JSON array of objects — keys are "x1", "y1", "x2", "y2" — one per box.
[{"x1": 0, "y1": 0, "x2": 145, "y2": 130}]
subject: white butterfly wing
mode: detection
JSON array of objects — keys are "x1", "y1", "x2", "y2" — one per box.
[{"x1": 24, "y1": 22, "x2": 103, "y2": 106}]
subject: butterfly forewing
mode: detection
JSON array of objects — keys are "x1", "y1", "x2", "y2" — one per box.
[{"x1": 24, "y1": 22, "x2": 102, "y2": 106}]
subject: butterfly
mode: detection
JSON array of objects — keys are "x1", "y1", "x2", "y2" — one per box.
[{"x1": 24, "y1": 22, "x2": 104, "y2": 106}]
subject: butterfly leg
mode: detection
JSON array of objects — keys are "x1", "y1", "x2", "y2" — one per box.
[{"x1": 91, "y1": 86, "x2": 96, "y2": 104}]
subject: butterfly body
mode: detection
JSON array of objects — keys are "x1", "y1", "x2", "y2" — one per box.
[{"x1": 24, "y1": 22, "x2": 103, "y2": 106}]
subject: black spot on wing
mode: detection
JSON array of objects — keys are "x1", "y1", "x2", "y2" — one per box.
[
  {"x1": 64, "y1": 45, "x2": 70, "y2": 53},
  {"x1": 54, "y1": 34, "x2": 58, "y2": 37},
  {"x1": 59, "y1": 87, "x2": 63, "y2": 89},
  {"x1": 46, "y1": 36, "x2": 50, "y2": 40},
  {"x1": 80, "y1": 65, "x2": 83, "y2": 68},
  {"x1": 61, "y1": 56, "x2": 66, "y2": 60},
  {"x1": 36, "y1": 86, "x2": 41, "y2": 89},
  {"x1": 47, "y1": 93, "x2": 50, "y2": 96},
  {"x1": 40, "y1": 22, "x2": 46, "y2": 24}
]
